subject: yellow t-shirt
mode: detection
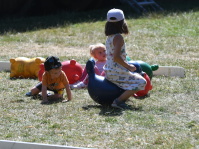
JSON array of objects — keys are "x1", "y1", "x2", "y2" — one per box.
[{"x1": 42, "y1": 70, "x2": 69, "y2": 91}]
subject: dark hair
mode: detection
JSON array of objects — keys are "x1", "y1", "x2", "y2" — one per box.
[
  {"x1": 105, "y1": 20, "x2": 129, "y2": 36},
  {"x1": 44, "y1": 56, "x2": 62, "y2": 71}
]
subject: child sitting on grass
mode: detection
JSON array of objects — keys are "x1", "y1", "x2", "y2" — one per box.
[
  {"x1": 26, "y1": 56, "x2": 72, "y2": 104},
  {"x1": 70, "y1": 43, "x2": 107, "y2": 89}
]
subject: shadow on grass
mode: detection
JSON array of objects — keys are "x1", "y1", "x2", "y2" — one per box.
[
  {"x1": 10, "y1": 99, "x2": 25, "y2": 103},
  {"x1": 10, "y1": 77, "x2": 38, "y2": 80},
  {"x1": 82, "y1": 104, "x2": 143, "y2": 116},
  {"x1": 0, "y1": 1, "x2": 198, "y2": 35},
  {"x1": 25, "y1": 93, "x2": 65, "y2": 105}
]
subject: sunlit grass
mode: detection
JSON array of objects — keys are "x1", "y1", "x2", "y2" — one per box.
[{"x1": 0, "y1": 9, "x2": 198, "y2": 148}]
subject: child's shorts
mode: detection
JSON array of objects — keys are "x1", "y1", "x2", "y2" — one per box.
[{"x1": 36, "y1": 82, "x2": 64, "y2": 95}]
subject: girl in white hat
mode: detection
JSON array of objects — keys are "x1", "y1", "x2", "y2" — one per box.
[{"x1": 104, "y1": 8, "x2": 146, "y2": 109}]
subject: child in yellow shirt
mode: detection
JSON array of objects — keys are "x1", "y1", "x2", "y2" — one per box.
[{"x1": 26, "y1": 56, "x2": 72, "y2": 104}]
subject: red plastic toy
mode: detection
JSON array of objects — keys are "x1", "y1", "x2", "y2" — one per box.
[
  {"x1": 38, "y1": 64, "x2": 45, "y2": 81},
  {"x1": 133, "y1": 72, "x2": 152, "y2": 98},
  {"x1": 38, "y1": 59, "x2": 83, "y2": 84}
]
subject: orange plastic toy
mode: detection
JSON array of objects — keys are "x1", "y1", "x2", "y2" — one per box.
[{"x1": 10, "y1": 57, "x2": 45, "y2": 78}]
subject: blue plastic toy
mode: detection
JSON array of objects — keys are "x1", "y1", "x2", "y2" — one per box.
[
  {"x1": 128, "y1": 60, "x2": 159, "y2": 80},
  {"x1": 86, "y1": 59, "x2": 152, "y2": 105},
  {"x1": 86, "y1": 59, "x2": 125, "y2": 105},
  {"x1": 128, "y1": 61, "x2": 143, "y2": 74}
]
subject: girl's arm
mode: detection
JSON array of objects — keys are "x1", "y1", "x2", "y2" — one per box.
[
  {"x1": 94, "y1": 66, "x2": 100, "y2": 75},
  {"x1": 113, "y1": 34, "x2": 136, "y2": 72}
]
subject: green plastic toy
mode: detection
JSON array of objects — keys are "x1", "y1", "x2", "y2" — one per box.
[
  {"x1": 135, "y1": 60, "x2": 159, "y2": 80},
  {"x1": 127, "y1": 56, "x2": 159, "y2": 80}
]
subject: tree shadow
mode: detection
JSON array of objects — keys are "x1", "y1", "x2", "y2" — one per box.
[
  {"x1": 82, "y1": 103, "x2": 143, "y2": 116},
  {"x1": 0, "y1": 0, "x2": 198, "y2": 35},
  {"x1": 158, "y1": 0, "x2": 199, "y2": 13},
  {"x1": 0, "y1": 9, "x2": 105, "y2": 35}
]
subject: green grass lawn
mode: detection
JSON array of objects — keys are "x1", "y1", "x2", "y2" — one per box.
[{"x1": 0, "y1": 8, "x2": 198, "y2": 148}]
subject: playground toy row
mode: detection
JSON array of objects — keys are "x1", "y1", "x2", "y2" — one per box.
[{"x1": 0, "y1": 57, "x2": 185, "y2": 105}]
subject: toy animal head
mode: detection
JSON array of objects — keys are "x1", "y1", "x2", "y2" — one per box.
[
  {"x1": 86, "y1": 58, "x2": 95, "y2": 77},
  {"x1": 10, "y1": 57, "x2": 45, "y2": 78},
  {"x1": 62, "y1": 59, "x2": 83, "y2": 84}
]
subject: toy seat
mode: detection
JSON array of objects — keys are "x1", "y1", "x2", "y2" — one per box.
[{"x1": 86, "y1": 59, "x2": 125, "y2": 105}]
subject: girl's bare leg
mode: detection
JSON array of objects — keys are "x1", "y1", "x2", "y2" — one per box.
[
  {"x1": 118, "y1": 90, "x2": 138, "y2": 102},
  {"x1": 112, "y1": 90, "x2": 138, "y2": 109}
]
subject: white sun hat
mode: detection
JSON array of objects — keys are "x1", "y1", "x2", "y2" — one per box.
[{"x1": 107, "y1": 8, "x2": 125, "y2": 22}]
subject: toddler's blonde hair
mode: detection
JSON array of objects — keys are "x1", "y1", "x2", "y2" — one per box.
[{"x1": 89, "y1": 43, "x2": 106, "y2": 59}]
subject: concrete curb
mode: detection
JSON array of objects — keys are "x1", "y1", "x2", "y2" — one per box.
[
  {"x1": 0, "y1": 140, "x2": 93, "y2": 149},
  {"x1": 153, "y1": 66, "x2": 185, "y2": 77},
  {"x1": 0, "y1": 61, "x2": 10, "y2": 72},
  {"x1": 0, "y1": 61, "x2": 185, "y2": 77}
]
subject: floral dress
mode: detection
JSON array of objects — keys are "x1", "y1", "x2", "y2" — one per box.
[{"x1": 104, "y1": 34, "x2": 146, "y2": 91}]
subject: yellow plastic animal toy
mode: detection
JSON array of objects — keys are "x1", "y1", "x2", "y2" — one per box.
[{"x1": 10, "y1": 57, "x2": 45, "y2": 78}]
